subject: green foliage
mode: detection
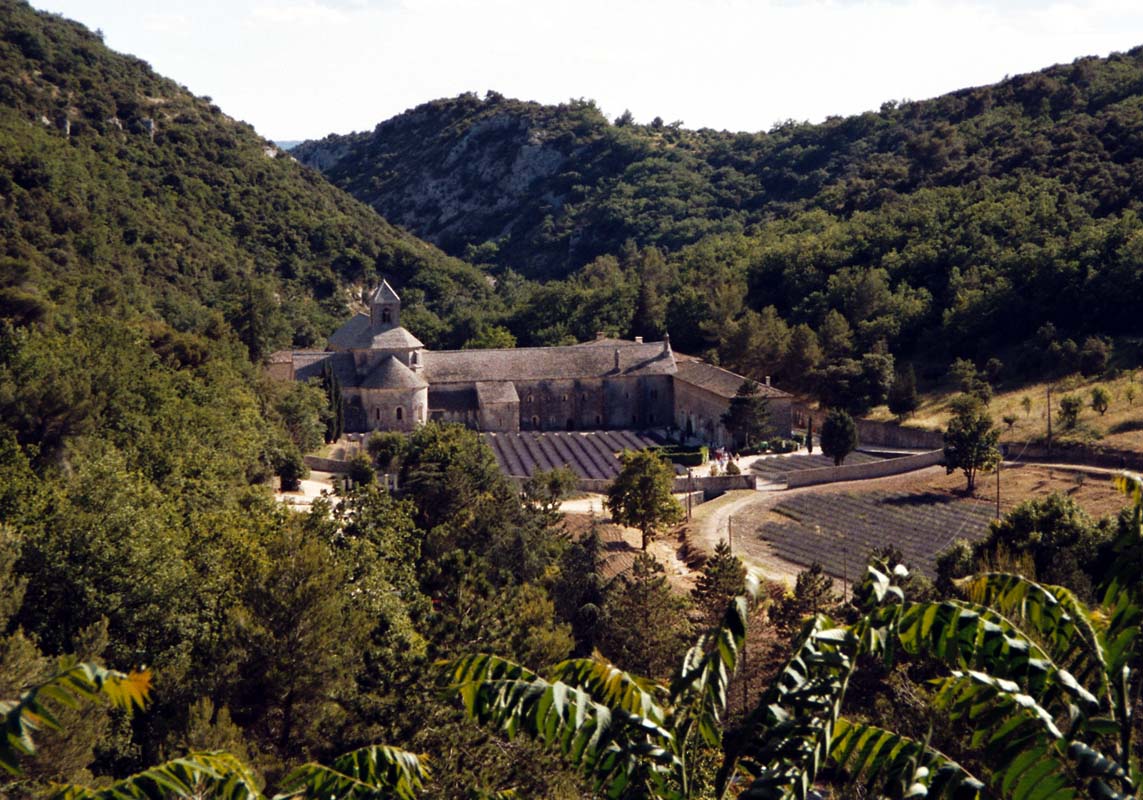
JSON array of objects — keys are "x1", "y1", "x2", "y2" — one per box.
[
  {"x1": 447, "y1": 573, "x2": 760, "y2": 799},
  {"x1": 820, "y1": 408, "x2": 858, "y2": 466},
  {"x1": 942, "y1": 395, "x2": 999, "y2": 492},
  {"x1": 1091, "y1": 385, "x2": 1111, "y2": 415},
  {"x1": 720, "y1": 381, "x2": 772, "y2": 450},
  {"x1": 1080, "y1": 336, "x2": 1112, "y2": 376},
  {"x1": 606, "y1": 449, "x2": 683, "y2": 550},
  {"x1": 522, "y1": 466, "x2": 579, "y2": 523},
  {"x1": 600, "y1": 554, "x2": 694, "y2": 679},
  {"x1": 886, "y1": 363, "x2": 919, "y2": 420},
  {"x1": 1058, "y1": 393, "x2": 1083, "y2": 428},
  {"x1": 1, "y1": 659, "x2": 151, "y2": 774},
  {"x1": 691, "y1": 540, "x2": 747, "y2": 626},
  {"x1": 974, "y1": 492, "x2": 1113, "y2": 598}
]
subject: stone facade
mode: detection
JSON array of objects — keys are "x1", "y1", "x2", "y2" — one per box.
[{"x1": 269, "y1": 282, "x2": 792, "y2": 443}]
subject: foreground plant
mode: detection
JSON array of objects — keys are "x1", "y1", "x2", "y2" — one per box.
[
  {"x1": 450, "y1": 472, "x2": 1143, "y2": 799},
  {"x1": 3, "y1": 660, "x2": 427, "y2": 799},
  {"x1": 446, "y1": 573, "x2": 761, "y2": 798}
]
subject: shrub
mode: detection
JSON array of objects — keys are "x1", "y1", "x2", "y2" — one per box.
[{"x1": 1058, "y1": 394, "x2": 1083, "y2": 429}]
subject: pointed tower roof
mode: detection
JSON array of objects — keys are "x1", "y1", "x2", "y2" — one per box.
[{"x1": 371, "y1": 280, "x2": 400, "y2": 305}]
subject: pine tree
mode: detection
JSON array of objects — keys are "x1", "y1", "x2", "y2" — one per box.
[
  {"x1": 691, "y1": 539, "x2": 747, "y2": 625},
  {"x1": 887, "y1": 364, "x2": 919, "y2": 420}
]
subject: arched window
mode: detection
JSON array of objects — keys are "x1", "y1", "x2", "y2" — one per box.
[
  {"x1": 526, "y1": 394, "x2": 534, "y2": 404},
  {"x1": 562, "y1": 394, "x2": 568, "y2": 402},
  {"x1": 381, "y1": 307, "x2": 392, "y2": 323},
  {"x1": 376, "y1": 408, "x2": 381, "y2": 422},
  {"x1": 396, "y1": 406, "x2": 404, "y2": 421},
  {"x1": 531, "y1": 415, "x2": 540, "y2": 429},
  {"x1": 411, "y1": 350, "x2": 419, "y2": 365}
]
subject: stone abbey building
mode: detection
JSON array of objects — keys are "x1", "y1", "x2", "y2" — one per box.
[{"x1": 268, "y1": 281, "x2": 792, "y2": 445}]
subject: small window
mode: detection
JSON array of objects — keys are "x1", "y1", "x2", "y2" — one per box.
[
  {"x1": 595, "y1": 414, "x2": 602, "y2": 426},
  {"x1": 566, "y1": 418, "x2": 575, "y2": 431},
  {"x1": 381, "y1": 308, "x2": 392, "y2": 323},
  {"x1": 580, "y1": 392, "x2": 587, "y2": 401},
  {"x1": 396, "y1": 406, "x2": 404, "y2": 421},
  {"x1": 411, "y1": 351, "x2": 419, "y2": 365},
  {"x1": 526, "y1": 394, "x2": 533, "y2": 404},
  {"x1": 562, "y1": 394, "x2": 568, "y2": 402},
  {"x1": 531, "y1": 415, "x2": 540, "y2": 429},
  {"x1": 416, "y1": 405, "x2": 424, "y2": 421},
  {"x1": 376, "y1": 408, "x2": 381, "y2": 422}
]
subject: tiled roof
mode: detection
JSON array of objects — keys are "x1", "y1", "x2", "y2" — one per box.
[
  {"x1": 423, "y1": 341, "x2": 676, "y2": 384},
  {"x1": 328, "y1": 314, "x2": 425, "y2": 351},
  {"x1": 674, "y1": 358, "x2": 790, "y2": 399},
  {"x1": 370, "y1": 280, "x2": 400, "y2": 304},
  {"x1": 475, "y1": 381, "x2": 519, "y2": 405},
  {"x1": 362, "y1": 356, "x2": 428, "y2": 390},
  {"x1": 293, "y1": 351, "x2": 357, "y2": 385}
]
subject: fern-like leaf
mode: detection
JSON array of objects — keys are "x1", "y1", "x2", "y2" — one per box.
[
  {"x1": 49, "y1": 751, "x2": 259, "y2": 799},
  {"x1": 2, "y1": 658, "x2": 151, "y2": 774},
  {"x1": 275, "y1": 744, "x2": 427, "y2": 800}
]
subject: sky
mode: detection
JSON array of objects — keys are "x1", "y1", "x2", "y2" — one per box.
[{"x1": 29, "y1": 0, "x2": 1143, "y2": 143}]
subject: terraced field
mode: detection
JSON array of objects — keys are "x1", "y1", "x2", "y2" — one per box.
[
  {"x1": 482, "y1": 430, "x2": 659, "y2": 479},
  {"x1": 755, "y1": 490, "x2": 995, "y2": 579},
  {"x1": 750, "y1": 452, "x2": 888, "y2": 482}
]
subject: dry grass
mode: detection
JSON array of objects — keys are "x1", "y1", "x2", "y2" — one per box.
[{"x1": 868, "y1": 370, "x2": 1143, "y2": 451}]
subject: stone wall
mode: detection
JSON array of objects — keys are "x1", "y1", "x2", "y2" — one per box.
[
  {"x1": 785, "y1": 450, "x2": 945, "y2": 488},
  {"x1": 807, "y1": 414, "x2": 945, "y2": 450}
]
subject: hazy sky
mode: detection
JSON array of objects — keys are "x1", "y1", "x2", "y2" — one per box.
[{"x1": 29, "y1": 0, "x2": 1143, "y2": 142}]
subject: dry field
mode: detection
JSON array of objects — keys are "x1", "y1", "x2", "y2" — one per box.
[{"x1": 867, "y1": 371, "x2": 1143, "y2": 451}]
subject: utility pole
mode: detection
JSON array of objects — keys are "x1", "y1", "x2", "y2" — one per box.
[
  {"x1": 728, "y1": 516, "x2": 733, "y2": 553},
  {"x1": 1046, "y1": 385, "x2": 1053, "y2": 455}
]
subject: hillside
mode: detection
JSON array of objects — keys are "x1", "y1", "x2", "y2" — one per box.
[
  {"x1": 0, "y1": 1, "x2": 495, "y2": 355},
  {"x1": 296, "y1": 54, "x2": 1143, "y2": 376}
]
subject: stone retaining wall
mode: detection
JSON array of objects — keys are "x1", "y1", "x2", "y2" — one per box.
[
  {"x1": 303, "y1": 455, "x2": 351, "y2": 473},
  {"x1": 574, "y1": 474, "x2": 756, "y2": 496},
  {"x1": 785, "y1": 450, "x2": 945, "y2": 488}
]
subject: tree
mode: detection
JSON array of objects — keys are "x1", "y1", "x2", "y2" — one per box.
[
  {"x1": 820, "y1": 408, "x2": 858, "y2": 466},
  {"x1": 600, "y1": 553, "x2": 694, "y2": 678},
  {"x1": 447, "y1": 574, "x2": 760, "y2": 799},
  {"x1": 886, "y1": 363, "x2": 918, "y2": 420},
  {"x1": 1058, "y1": 393, "x2": 1083, "y2": 428},
  {"x1": 943, "y1": 395, "x2": 999, "y2": 492},
  {"x1": 691, "y1": 539, "x2": 747, "y2": 625},
  {"x1": 720, "y1": 381, "x2": 771, "y2": 450},
  {"x1": 1001, "y1": 413, "x2": 1017, "y2": 431},
  {"x1": 606, "y1": 449, "x2": 683, "y2": 550},
  {"x1": 522, "y1": 465, "x2": 579, "y2": 524},
  {"x1": 1079, "y1": 335, "x2": 1111, "y2": 376},
  {"x1": 3, "y1": 661, "x2": 427, "y2": 799},
  {"x1": 1091, "y1": 385, "x2": 1110, "y2": 415}
]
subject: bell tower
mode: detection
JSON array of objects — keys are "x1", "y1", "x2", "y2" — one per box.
[{"x1": 369, "y1": 279, "x2": 401, "y2": 332}]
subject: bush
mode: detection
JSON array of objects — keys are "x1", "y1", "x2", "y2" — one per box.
[
  {"x1": 1058, "y1": 394, "x2": 1083, "y2": 429},
  {"x1": 347, "y1": 451, "x2": 376, "y2": 485},
  {"x1": 1079, "y1": 336, "x2": 1111, "y2": 376}
]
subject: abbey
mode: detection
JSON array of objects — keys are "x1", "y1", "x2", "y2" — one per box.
[{"x1": 269, "y1": 281, "x2": 792, "y2": 445}]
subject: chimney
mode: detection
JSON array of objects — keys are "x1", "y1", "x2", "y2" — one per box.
[
  {"x1": 663, "y1": 333, "x2": 671, "y2": 354},
  {"x1": 765, "y1": 375, "x2": 771, "y2": 387},
  {"x1": 614, "y1": 348, "x2": 621, "y2": 371},
  {"x1": 634, "y1": 336, "x2": 643, "y2": 344}
]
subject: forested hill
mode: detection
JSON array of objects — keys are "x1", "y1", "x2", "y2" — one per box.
[
  {"x1": 295, "y1": 53, "x2": 1143, "y2": 376},
  {"x1": 0, "y1": 0, "x2": 493, "y2": 356},
  {"x1": 296, "y1": 53, "x2": 1143, "y2": 283}
]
